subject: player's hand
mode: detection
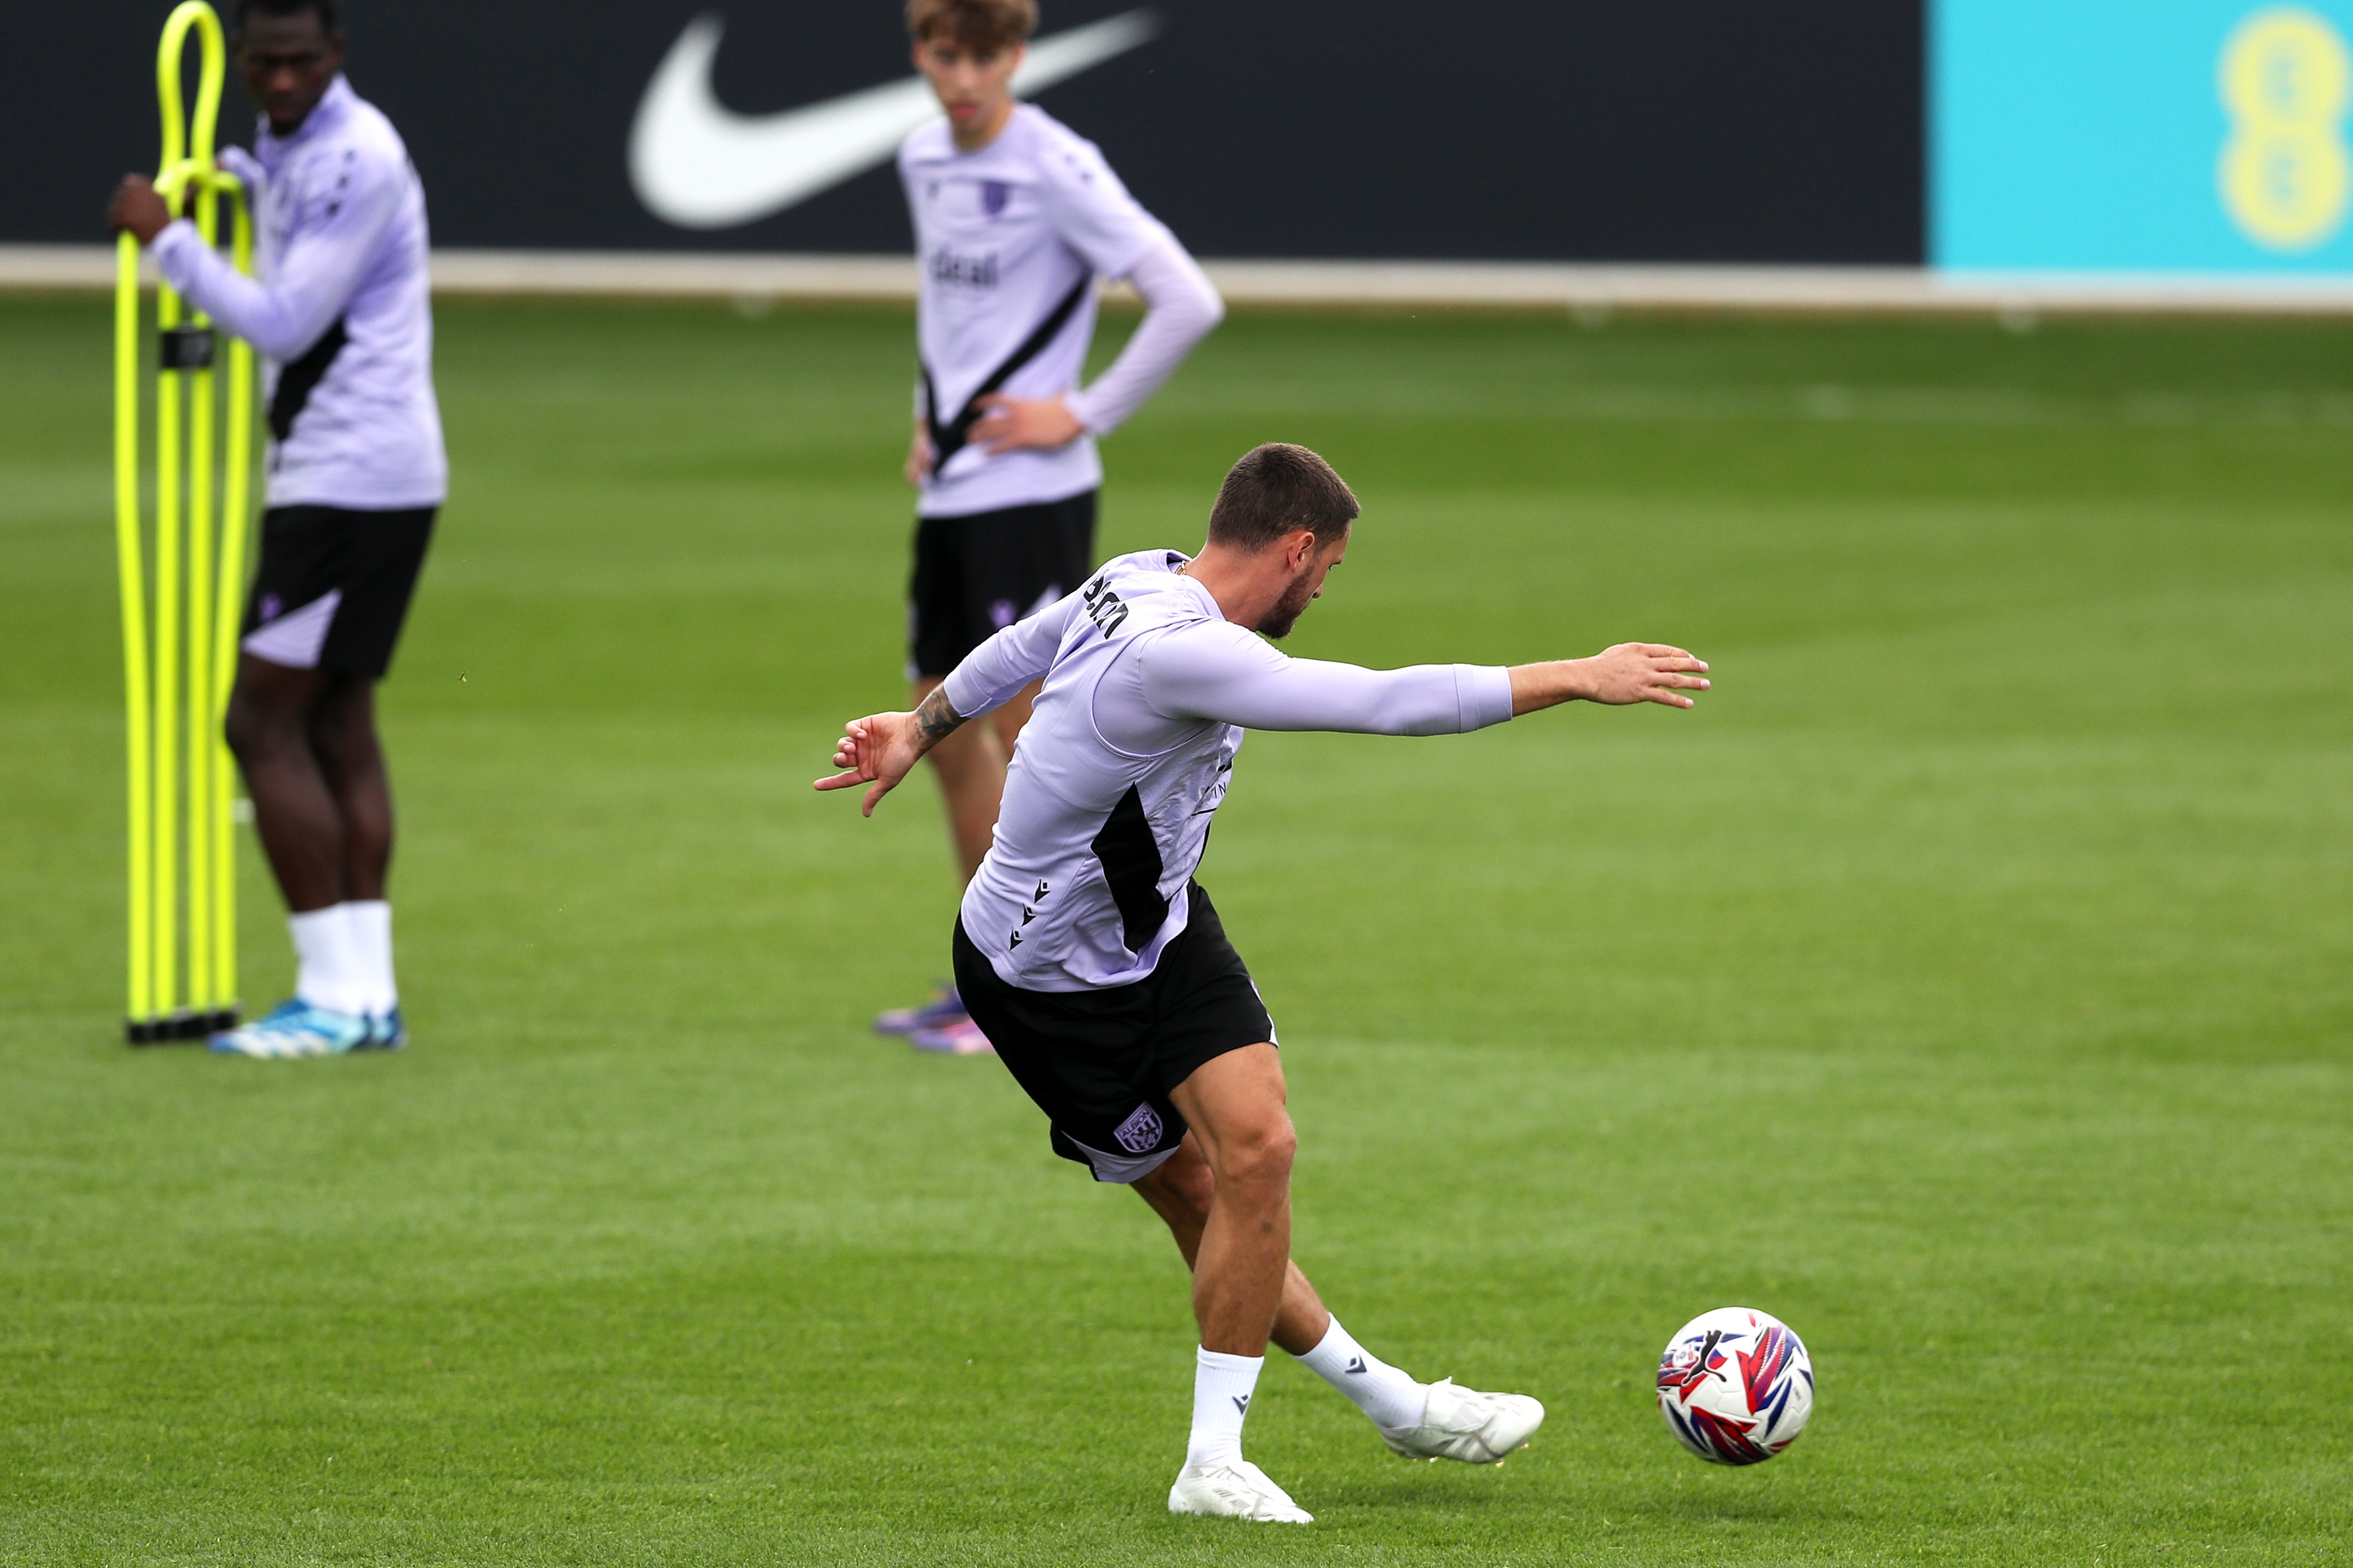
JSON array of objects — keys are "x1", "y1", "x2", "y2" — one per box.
[
  {"x1": 1512, "y1": 644, "x2": 1710, "y2": 714},
  {"x1": 1575, "y1": 644, "x2": 1710, "y2": 708},
  {"x1": 904, "y1": 426, "x2": 935, "y2": 488},
  {"x1": 107, "y1": 176, "x2": 174, "y2": 244},
  {"x1": 970, "y1": 393, "x2": 1085, "y2": 454},
  {"x1": 814, "y1": 712, "x2": 924, "y2": 816}
]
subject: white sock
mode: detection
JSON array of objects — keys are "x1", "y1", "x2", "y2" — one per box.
[
  {"x1": 346, "y1": 899, "x2": 397, "y2": 1016},
  {"x1": 1293, "y1": 1316, "x2": 1430, "y2": 1430},
  {"x1": 288, "y1": 905, "x2": 362, "y2": 1015},
  {"x1": 1186, "y1": 1348, "x2": 1264, "y2": 1471}
]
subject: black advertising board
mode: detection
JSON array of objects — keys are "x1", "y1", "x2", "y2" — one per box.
[{"x1": 18, "y1": 2, "x2": 1922, "y2": 262}]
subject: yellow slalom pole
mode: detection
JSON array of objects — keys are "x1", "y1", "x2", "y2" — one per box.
[
  {"x1": 155, "y1": 2, "x2": 224, "y2": 176},
  {"x1": 115, "y1": 233, "x2": 153, "y2": 1037},
  {"x1": 179, "y1": 0, "x2": 234, "y2": 1032},
  {"x1": 122, "y1": 0, "x2": 241, "y2": 1041},
  {"x1": 211, "y1": 190, "x2": 254, "y2": 1019},
  {"x1": 185, "y1": 173, "x2": 222, "y2": 1017},
  {"x1": 147, "y1": 8, "x2": 193, "y2": 1032},
  {"x1": 153, "y1": 271, "x2": 184, "y2": 1026}
]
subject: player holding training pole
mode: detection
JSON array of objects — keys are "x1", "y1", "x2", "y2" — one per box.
[
  {"x1": 879, "y1": 0, "x2": 1225, "y2": 1053},
  {"x1": 819, "y1": 444, "x2": 1711, "y2": 1520},
  {"x1": 109, "y1": 0, "x2": 444, "y2": 1058}
]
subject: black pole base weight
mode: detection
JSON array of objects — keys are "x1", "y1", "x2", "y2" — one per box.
[{"x1": 126, "y1": 1007, "x2": 239, "y2": 1046}]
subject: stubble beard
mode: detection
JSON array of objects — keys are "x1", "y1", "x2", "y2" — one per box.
[{"x1": 1255, "y1": 570, "x2": 1318, "y2": 640}]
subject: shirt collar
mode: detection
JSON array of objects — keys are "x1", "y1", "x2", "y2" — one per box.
[
  {"x1": 919, "y1": 102, "x2": 1030, "y2": 165},
  {"x1": 258, "y1": 73, "x2": 354, "y2": 157},
  {"x1": 1167, "y1": 558, "x2": 1225, "y2": 617}
]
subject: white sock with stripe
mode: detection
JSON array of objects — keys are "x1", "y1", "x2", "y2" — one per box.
[
  {"x1": 1186, "y1": 1348, "x2": 1264, "y2": 1471},
  {"x1": 1293, "y1": 1316, "x2": 1430, "y2": 1429}
]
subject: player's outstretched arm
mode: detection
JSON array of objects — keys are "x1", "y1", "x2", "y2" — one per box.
[
  {"x1": 813, "y1": 687, "x2": 967, "y2": 817},
  {"x1": 1510, "y1": 644, "x2": 1710, "y2": 715}
]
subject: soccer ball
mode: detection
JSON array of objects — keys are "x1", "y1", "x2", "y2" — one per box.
[{"x1": 1655, "y1": 1306, "x2": 1814, "y2": 1464}]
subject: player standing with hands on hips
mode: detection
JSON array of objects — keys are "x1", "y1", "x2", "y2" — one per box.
[
  {"x1": 108, "y1": 0, "x2": 445, "y2": 1058},
  {"x1": 878, "y1": 0, "x2": 1226, "y2": 1054},
  {"x1": 819, "y1": 444, "x2": 1711, "y2": 1521}
]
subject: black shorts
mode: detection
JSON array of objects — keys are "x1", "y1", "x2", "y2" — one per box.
[
  {"x1": 240, "y1": 505, "x2": 436, "y2": 680},
  {"x1": 908, "y1": 490, "x2": 1096, "y2": 678},
  {"x1": 953, "y1": 882, "x2": 1277, "y2": 1183}
]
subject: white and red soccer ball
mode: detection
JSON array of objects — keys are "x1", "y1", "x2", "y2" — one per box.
[{"x1": 1655, "y1": 1306, "x2": 1814, "y2": 1464}]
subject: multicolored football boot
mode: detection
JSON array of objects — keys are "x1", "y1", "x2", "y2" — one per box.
[
  {"x1": 361, "y1": 1006, "x2": 408, "y2": 1051},
  {"x1": 207, "y1": 998, "x2": 371, "y2": 1058},
  {"x1": 873, "y1": 982, "x2": 967, "y2": 1037},
  {"x1": 909, "y1": 1016, "x2": 994, "y2": 1055}
]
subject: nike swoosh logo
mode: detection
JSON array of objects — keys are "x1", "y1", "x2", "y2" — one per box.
[{"x1": 630, "y1": 10, "x2": 1162, "y2": 229}]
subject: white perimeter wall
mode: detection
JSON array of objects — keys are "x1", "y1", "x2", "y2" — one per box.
[{"x1": 11, "y1": 245, "x2": 2353, "y2": 316}]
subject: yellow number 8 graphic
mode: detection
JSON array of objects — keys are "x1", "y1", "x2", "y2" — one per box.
[{"x1": 2219, "y1": 6, "x2": 2353, "y2": 251}]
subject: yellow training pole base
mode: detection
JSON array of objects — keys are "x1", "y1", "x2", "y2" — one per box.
[{"x1": 127, "y1": 1006, "x2": 238, "y2": 1046}]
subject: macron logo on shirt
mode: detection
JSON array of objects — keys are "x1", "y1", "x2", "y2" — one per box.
[{"x1": 629, "y1": 10, "x2": 1160, "y2": 229}]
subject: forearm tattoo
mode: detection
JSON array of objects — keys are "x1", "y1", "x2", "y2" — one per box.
[{"x1": 914, "y1": 685, "x2": 969, "y2": 748}]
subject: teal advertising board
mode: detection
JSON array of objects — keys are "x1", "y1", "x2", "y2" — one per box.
[{"x1": 1934, "y1": 1, "x2": 2353, "y2": 272}]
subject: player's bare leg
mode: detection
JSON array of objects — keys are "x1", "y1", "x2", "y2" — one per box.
[
  {"x1": 305, "y1": 675, "x2": 394, "y2": 902},
  {"x1": 1146, "y1": 1048, "x2": 1545, "y2": 1482},
  {"x1": 1154, "y1": 1044, "x2": 1313, "y2": 1520},
  {"x1": 214, "y1": 653, "x2": 392, "y2": 1056},
  {"x1": 1163, "y1": 1045, "x2": 1300, "y2": 1355},
  {"x1": 1134, "y1": 1135, "x2": 1333, "y2": 1355},
  {"x1": 224, "y1": 652, "x2": 351, "y2": 912}
]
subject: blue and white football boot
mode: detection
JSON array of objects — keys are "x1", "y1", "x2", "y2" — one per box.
[
  {"x1": 207, "y1": 998, "x2": 371, "y2": 1058},
  {"x1": 360, "y1": 1006, "x2": 408, "y2": 1052}
]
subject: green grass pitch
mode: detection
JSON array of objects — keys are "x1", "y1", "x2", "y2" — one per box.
[{"x1": 2, "y1": 292, "x2": 2349, "y2": 1565}]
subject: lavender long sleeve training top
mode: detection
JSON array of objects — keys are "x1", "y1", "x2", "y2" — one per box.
[{"x1": 151, "y1": 75, "x2": 446, "y2": 512}]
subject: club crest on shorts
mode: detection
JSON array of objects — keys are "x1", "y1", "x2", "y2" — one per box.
[{"x1": 1113, "y1": 1101, "x2": 1163, "y2": 1154}]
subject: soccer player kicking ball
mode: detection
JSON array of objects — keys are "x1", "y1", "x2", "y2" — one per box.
[
  {"x1": 108, "y1": 0, "x2": 444, "y2": 1058},
  {"x1": 878, "y1": 0, "x2": 1225, "y2": 1053},
  {"x1": 818, "y1": 444, "x2": 1710, "y2": 1521}
]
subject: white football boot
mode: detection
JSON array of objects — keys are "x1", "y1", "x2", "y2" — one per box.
[
  {"x1": 1378, "y1": 1378, "x2": 1546, "y2": 1464},
  {"x1": 1167, "y1": 1459, "x2": 1314, "y2": 1523}
]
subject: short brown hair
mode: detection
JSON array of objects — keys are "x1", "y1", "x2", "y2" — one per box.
[
  {"x1": 1205, "y1": 444, "x2": 1360, "y2": 552},
  {"x1": 907, "y1": 0, "x2": 1037, "y2": 51}
]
